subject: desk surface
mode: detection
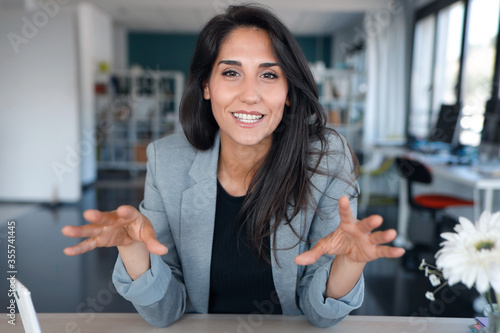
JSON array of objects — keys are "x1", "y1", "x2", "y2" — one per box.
[
  {"x1": 431, "y1": 164, "x2": 500, "y2": 188},
  {"x1": 375, "y1": 146, "x2": 500, "y2": 185},
  {"x1": 2, "y1": 313, "x2": 474, "y2": 333},
  {"x1": 371, "y1": 145, "x2": 500, "y2": 246}
]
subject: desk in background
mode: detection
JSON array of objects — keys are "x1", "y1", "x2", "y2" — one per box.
[
  {"x1": 431, "y1": 163, "x2": 500, "y2": 218},
  {"x1": 1, "y1": 313, "x2": 474, "y2": 333},
  {"x1": 367, "y1": 146, "x2": 500, "y2": 248}
]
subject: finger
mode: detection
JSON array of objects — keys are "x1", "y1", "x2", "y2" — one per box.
[
  {"x1": 83, "y1": 206, "x2": 139, "y2": 226},
  {"x1": 375, "y1": 245, "x2": 405, "y2": 259},
  {"x1": 294, "y1": 238, "x2": 330, "y2": 266},
  {"x1": 338, "y1": 196, "x2": 355, "y2": 223},
  {"x1": 356, "y1": 214, "x2": 383, "y2": 234},
  {"x1": 146, "y1": 239, "x2": 168, "y2": 256},
  {"x1": 63, "y1": 238, "x2": 97, "y2": 256},
  {"x1": 83, "y1": 209, "x2": 117, "y2": 225},
  {"x1": 142, "y1": 224, "x2": 168, "y2": 255},
  {"x1": 368, "y1": 229, "x2": 397, "y2": 245},
  {"x1": 116, "y1": 205, "x2": 141, "y2": 221},
  {"x1": 61, "y1": 224, "x2": 102, "y2": 239}
]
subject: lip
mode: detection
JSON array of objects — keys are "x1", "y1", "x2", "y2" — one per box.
[{"x1": 234, "y1": 110, "x2": 263, "y2": 115}]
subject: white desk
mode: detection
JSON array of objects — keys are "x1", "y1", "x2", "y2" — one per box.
[
  {"x1": 369, "y1": 147, "x2": 500, "y2": 248},
  {"x1": 430, "y1": 163, "x2": 500, "y2": 218},
  {"x1": 1, "y1": 313, "x2": 474, "y2": 333}
]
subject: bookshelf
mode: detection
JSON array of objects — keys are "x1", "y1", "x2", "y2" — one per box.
[
  {"x1": 311, "y1": 63, "x2": 366, "y2": 152},
  {"x1": 94, "y1": 69, "x2": 184, "y2": 176}
]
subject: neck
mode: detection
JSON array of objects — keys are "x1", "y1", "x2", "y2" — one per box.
[{"x1": 217, "y1": 133, "x2": 271, "y2": 197}]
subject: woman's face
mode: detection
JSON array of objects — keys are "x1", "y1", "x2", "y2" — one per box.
[{"x1": 204, "y1": 27, "x2": 289, "y2": 149}]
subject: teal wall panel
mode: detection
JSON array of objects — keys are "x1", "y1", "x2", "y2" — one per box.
[
  {"x1": 128, "y1": 33, "x2": 198, "y2": 77},
  {"x1": 295, "y1": 36, "x2": 332, "y2": 67},
  {"x1": 128, "y1": 32, "x2": 331, "y2": 78}
]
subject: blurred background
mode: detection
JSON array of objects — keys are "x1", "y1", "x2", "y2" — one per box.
[{"x1": 1, "y1": 0, "x2": 499, "y2": 323}]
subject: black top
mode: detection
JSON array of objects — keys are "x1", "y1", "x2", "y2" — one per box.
[{"x1": 208, "y1": 181, "x2": 282, "y2": 314}]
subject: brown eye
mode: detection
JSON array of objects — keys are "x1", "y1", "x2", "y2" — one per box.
[
  {"x1": 222, "y1": 70, "x2": 239, "y2": 77},
  {"x1": 261, "y1": 72, "x2": 278, "y2": 79}
]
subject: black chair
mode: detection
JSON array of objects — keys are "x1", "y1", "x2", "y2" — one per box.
[{"x1": 395, "y1": 157, "x2": 473, "y2": 269}]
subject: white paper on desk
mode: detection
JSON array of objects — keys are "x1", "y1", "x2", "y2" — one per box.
[
  {"x1": 473, "y1": 165, "x2": 500, "y2": 177},
  {"x1": 14, "y1": 279, "x2": 43, "y2": 333}
]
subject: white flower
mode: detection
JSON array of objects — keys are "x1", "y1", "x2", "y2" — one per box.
[
  {"x1": 435, "y1": 211, "x2": 500, "y2": 294},
  {"x1": 425, "y1": 292, "x2": 435, "y2": 301},
  {"x1": 419, "y1": 259, "x2": 426, "y2": 270},
  {"x1": 429, "y1": 274, "x2": 441, "y2": 287}
]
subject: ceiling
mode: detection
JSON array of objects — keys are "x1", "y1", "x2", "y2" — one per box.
[
  {"x1": 0, "y1": 0, "x2": 433, "y2": 35},
  {"x1": 88, "y1": 0, "x2": 387, "y2": 34},
  {"x1": 0, "y1": 0, "x2": 386, "y2": 35}
]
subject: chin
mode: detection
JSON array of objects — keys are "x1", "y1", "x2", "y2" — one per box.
[{"x1": 234, "y1": 134, "x2": 270, "y2": 147}]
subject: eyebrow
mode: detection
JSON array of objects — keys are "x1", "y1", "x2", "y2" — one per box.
[{"x1": 217, "y1": 60, "x2": 280, "y2": 68}]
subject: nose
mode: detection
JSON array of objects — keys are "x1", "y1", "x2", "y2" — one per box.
[{"x1": 239, "y1": 76, "x2": 260, "y2": 104}]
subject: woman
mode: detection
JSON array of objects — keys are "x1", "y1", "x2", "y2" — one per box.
[{"x1": 62, "y1": 4, "x2": 404, "y2": 328}]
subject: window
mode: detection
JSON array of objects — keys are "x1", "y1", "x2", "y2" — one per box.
[
  {"x1": 460, "y1": 0, "x2": 500, "y2": 146},
  {"x1": 408, "y1": 0, "x2": 500, "y2": 147},
  {"x1": 431, "y1": 2, "x2": 464, "y2": 122},
  {"x1": 409, "y1": 15, "x2": 436, "y2": 139}
]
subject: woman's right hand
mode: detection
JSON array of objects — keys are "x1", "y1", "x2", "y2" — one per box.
[{"x1": 62, "y1": 205, "x2": 168, "y2": 257}]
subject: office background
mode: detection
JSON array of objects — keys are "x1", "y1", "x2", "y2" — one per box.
[{"x1": 0, "y1": 0, "x2": 499, "y2": 320}]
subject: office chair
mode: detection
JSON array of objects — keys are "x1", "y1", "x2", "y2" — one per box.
[{"x1": 395, "y1": 157, "x2": 474, "y2": 270}]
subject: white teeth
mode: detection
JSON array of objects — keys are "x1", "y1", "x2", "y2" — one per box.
[{"x1": 232, "y1": 113, "x2": 263, "y2": 123}]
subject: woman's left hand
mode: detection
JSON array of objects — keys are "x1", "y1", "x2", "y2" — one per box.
[{"x1": 294, "y1": 196, "x2": 405, "y2": 266}]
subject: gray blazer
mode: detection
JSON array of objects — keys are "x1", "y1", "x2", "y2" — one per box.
[{"x1": 112, "y1": 132, "x2": 364, "y2": 328}]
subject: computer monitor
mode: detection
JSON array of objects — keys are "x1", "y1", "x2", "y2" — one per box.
[
  {"x1": 428, "y1": 104, "x2": 460, "y2": 145},
  {"x1": 479, "y1": 99, "x2": 500, "y2": 158}
]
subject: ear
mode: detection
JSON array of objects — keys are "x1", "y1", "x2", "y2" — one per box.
[
  {"x1": 203, "y1": 82, "x2": 210, "y2": 100},
  {"x1": 285, "y1": 95, "x2": 290, "y2": 107}
]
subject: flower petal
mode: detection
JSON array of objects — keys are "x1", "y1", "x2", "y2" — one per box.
[
  {"x1": 475, "y1": 269, "x2": 490, "y2": 294},
  {"x1": 439, "y1": 232, "x2": 458, "y2": 242},
  {"x1": 487, "y1": 262, "x2": 500, "y2": 294},
  {"x1": 489, "y1": 212, "x2": 500, "y2": 229},
  {"x1": 458, "y1": 216, "x2": 475, "y2": 232},
  {"x1": 461, "y1": 265, "x2": 478, "y2": 289}
]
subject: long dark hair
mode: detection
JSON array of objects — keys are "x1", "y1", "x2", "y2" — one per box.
[{"x1": 180, "y1": 4, "x2": 360, "y2": 263}]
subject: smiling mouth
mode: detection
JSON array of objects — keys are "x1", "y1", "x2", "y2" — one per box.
[{"x1": 232, "y1": 112, "x2": 264, "y2": 123}]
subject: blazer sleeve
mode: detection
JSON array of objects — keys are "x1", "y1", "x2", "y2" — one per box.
[
  {"x1": 112, "y1": 142, "x2": 188, "y2": 328},
  {"x1": 296, "y1": 138, "x2": 364, "y2": 327}
]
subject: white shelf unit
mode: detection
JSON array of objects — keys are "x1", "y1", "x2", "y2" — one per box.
[
  {"x1": 95, "y1": 70, "x2": 185, "y2": 175},
  {"x1": 311, "y1": 66, "x2": 366, "y2": 152}
]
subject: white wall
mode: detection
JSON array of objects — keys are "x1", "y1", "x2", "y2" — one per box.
[
  {"x1": 77, "y1": 3, "x2": 113, "y2": 186},
  {"x1": 0, "y1": 2, "x2": 112, "y2": 202},
  {"x1": 0, "y1": 6, "x2": 81, "y2": 202}
]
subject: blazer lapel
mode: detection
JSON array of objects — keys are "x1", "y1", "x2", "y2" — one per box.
[
  {"x1": 271, "y1": 209, "x2": 302, "y2": 315},
  {"x1": 180, "y1": 134, "x2": 220, "y2": 313}
]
